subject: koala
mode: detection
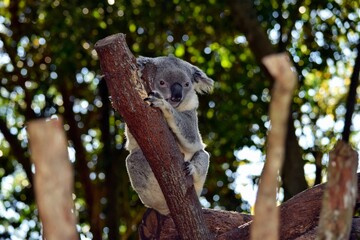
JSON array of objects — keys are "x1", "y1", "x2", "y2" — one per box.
[{"x1": 124, "y1": 56, "x2": 214, "y2": 215}]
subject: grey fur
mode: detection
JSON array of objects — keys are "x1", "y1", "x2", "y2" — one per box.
[{"x1": 125, "y1": 56, "x2": 214, "y2": 215}]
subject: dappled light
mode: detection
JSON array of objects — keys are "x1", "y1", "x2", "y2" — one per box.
[{"x1": 0, "y1": 0, "x2": 360, "y2": 238}]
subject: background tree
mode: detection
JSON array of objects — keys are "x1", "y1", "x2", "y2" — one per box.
[{"x1": 0, "y1": 0, "x2": 359, "y2": 239}]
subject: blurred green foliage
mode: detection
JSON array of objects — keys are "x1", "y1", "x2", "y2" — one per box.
[{"x1": 0, "y1": 0, "x2": 359, "y2": 239}]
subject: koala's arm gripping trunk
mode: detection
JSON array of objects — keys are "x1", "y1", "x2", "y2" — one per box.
[{"x1": 95, "y1": 33, "x2": 212, "y2": 240}]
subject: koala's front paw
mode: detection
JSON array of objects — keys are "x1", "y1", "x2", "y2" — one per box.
[
  {"x1": 183, "y1": 161, "x2": 195, "y2": 176},
  {"x1": 144, "y1": 91, "x2": 165, "y2": 108}
]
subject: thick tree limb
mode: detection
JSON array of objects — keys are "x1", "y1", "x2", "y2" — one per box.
[
  {"x1": 94, "y1": 33, "x2": 212, "y2": 240},
  {"x1": 139, "y1": 208, "x2": 252, "y2": 239},
  {"x1": 250, "y1": 53, "x2": 298, "y2": 239},
  {"x1": 154, "y1": 173, "x2": 360, "y2": 239},
  {"x1": 317, "y1": 141, "x2": 358, "y2": 239},
  {"x1": 27, "y1": 117, "x2": 78, "y2": 240},
  {"x1": 217, "y1": 180, "x2": 324, "y2": 240}
]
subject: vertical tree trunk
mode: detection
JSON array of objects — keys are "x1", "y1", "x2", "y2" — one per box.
[
  {"x1": 282, "y1": 114, "x2": 308, "y2": 200},
  {"x1": 99, "y1": 79, "x2": 122, "y2": 240},
  {"x1": 60, "y1": 82, "x2": 102, "y2": 239},
  {"x1": 95, "y1": 33, "x2": 212, "y2": 240}
]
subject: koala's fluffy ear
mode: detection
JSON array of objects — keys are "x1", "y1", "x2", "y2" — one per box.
[
  {"x1": 192, "y1": 67, "x2": 214, "y2": 94},
  {"x1": 136, "y1": 56, "x2": 152, "y2": 71},
  {"x1": 136, "y1": 57, "x2": 158, "y2": 86}
]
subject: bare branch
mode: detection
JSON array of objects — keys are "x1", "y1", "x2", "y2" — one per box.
[
  {"x1": 250, "y1": 53, "x2": 298, "y2": 240},
  {"x1": 27, "y1": 117, "x2": 78, "y2": 240}
]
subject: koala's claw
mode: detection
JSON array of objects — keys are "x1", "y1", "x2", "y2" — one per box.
[
  {"x1": 144, "y1": 91, "x2": 163, "y2": 100},
  {"x1": 183, "y1": 161, "x2": 193, "y2": 176},
  {"x1": 144, "y1": 91, "x2": 164, "y2": 107}
]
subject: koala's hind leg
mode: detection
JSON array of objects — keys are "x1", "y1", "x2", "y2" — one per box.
[
  {"x1": 183, "y1": 150, "x2": 209, "y2": 196},
  {"x1": 125, "y1": 149, "x2": 170, "y2": 215}
]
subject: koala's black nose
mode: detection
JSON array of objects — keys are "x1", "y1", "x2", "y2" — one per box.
[{"x1": 170, "y1": 83, "x2": 183, "y2": 102}]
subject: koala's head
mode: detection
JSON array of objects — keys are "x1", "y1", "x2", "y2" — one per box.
[{"x1": 137, "y1": 56, "x2": 214, "y2": 111}]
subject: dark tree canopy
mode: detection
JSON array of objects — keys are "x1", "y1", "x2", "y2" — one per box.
[{"x1": 0, "y1": 0, "x2": 359, "y2": 239}]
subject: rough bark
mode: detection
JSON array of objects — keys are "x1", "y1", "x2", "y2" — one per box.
[
  {"x1": 250, "y1": 53, "x2": 298, "y2": 239},
  {"x1": 139, "y1": 208, "x2": 252, "y2": 239},
  {"x1": 94, "y1": 33, "x2": 212, "y2": 240},
  {"x1": 27, "y1": 117, "x2": 78, "y2": 240},
  {"x1": 317, "y1": 141, "x2": 358, "y2": 239}
]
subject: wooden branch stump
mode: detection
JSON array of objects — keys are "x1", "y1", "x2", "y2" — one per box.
[
  {"x1": 94, "y1": 33, "x2": 212, "y2": 240},
  {"x1": 317, "y1": 141, "x2": 358, "y2": 239},
  {"x1": 27, "y1": 117, "x2": 78, "y2": 240},
  {"x1": 250, "y1": 53, "x2": 298, "y2": 240}
]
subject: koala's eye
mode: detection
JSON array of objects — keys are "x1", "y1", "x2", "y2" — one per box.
[
  {"x1": 159, "y1": 80, "x2": 165, "y2": 86},
  {"x1": 185, "y1": 82, "x2": 190, "y2": 87}
]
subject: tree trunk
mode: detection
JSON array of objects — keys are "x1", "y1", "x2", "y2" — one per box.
[
  {"x1": 282, "y1": 113, "x2": 308, "y2": 200},
  {"x1": 95, "y1": 33, "x2": 212, "y2": 240}
]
